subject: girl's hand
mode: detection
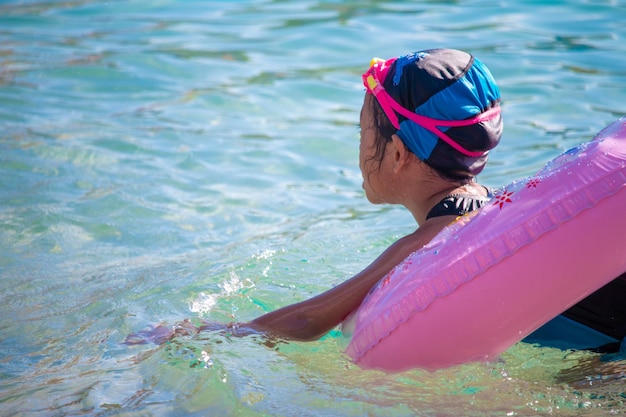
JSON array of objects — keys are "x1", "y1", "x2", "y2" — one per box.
[
  {"x1": 123, "y1": 319, "x2": 200, "y2": 345},
  {"x1": 123, "y1": 319, "x2": 257, "y2": 345}
]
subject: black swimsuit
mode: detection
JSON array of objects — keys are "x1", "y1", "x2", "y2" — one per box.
[
  {"x1": 561, "y1": 274, "x2": 626, "y2": 350},
  {"x1": 425, "y1": 190, "x2": 492, "y2": 220}
]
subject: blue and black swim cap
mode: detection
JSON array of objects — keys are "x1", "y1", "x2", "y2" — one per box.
[{"x1": 375, "y1": 48, "x2": 502, "y2": 178}]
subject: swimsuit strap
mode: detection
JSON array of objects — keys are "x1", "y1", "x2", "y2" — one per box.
[{"x1": 425, "y1": 187, "x2": 493, "y2": 220}]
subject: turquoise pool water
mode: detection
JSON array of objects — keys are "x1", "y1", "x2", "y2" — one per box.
[{"x1": 1, "y1": 0, "x2": 626, "y2": 415}]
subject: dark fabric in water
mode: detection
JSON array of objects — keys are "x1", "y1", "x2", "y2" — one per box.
[{"x1": 562, "y1": 272, "x2": 626, "y2": 342}]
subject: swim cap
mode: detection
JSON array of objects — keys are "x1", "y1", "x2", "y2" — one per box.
[{"x1": 366, "y1": 48, "x2": 503, "y2": 177}]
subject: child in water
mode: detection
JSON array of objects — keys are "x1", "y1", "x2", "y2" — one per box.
[{"x1": 126, "y1": 48, "x2": 503, "y2": 344}]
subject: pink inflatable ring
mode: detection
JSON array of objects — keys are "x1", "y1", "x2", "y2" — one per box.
[{"x1": 342, "y1": 118, "x2": 626, "y2": 372}]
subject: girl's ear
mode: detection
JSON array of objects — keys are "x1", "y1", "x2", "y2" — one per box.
[{"x1": 390, "y1": 134, "x2": 412, "y2": 172}]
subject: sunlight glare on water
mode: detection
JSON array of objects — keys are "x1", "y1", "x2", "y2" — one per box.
[{"x1": 1, "y1": 0, "x2": 626, "y2": 416}]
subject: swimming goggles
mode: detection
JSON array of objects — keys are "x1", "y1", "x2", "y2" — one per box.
[{"x1": 362, "y1": 58, "x2": 501, "y2": 158}]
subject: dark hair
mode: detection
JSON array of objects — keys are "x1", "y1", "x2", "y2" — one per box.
[{"x1": 366, "y1": 96, "x2": 395, "y2": 169}]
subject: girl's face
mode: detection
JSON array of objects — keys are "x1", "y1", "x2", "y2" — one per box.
[{"x1": 359, "y1": 94, "x2": 393, "y2": 204}]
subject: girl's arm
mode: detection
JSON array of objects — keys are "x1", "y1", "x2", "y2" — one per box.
[{"x1": 242, "y1": 218, "x2": 449, "y2": 341}]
